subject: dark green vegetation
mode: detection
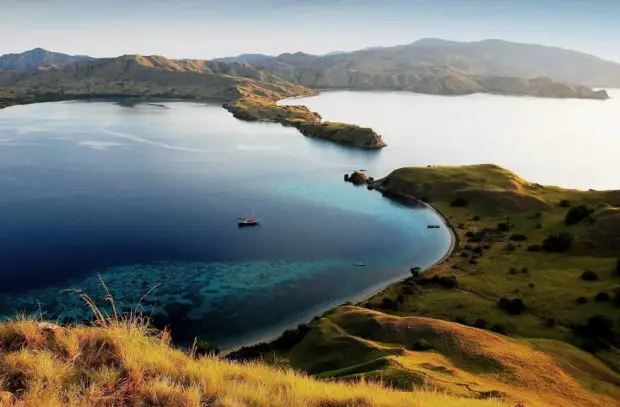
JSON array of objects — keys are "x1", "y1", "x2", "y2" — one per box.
[{"x1": 232, "y1": 164, "x2": 620, "y2": 406}]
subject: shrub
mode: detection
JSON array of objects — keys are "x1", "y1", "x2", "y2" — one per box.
[
  {"x1": 472, "y1": 215, "x2": 481, "y2": 221},
  {"x1": 473, "y1": 319, "x2": 487, "y2": 329},
  {"x1": 272, "y1": 324, "x2": 311, "y2": 350},
  {"x1": 490, "y1": 324, "x2": 507, "y2": 335},
  {"x1": 535, "y1": 222, "x2": 542, "y2": 229},
  {"x1": 415, "y1": 275, "x2": 458, "y2": 289},
  {"x1": 559, "y1": 199, "x2": 572, "y2": 208},
  {"x1": 576, "y1": 297, "x2": 588, "y2": 304},
  {"x1": 498, "y1": 298, "x2": 526, "y2": 315},
  {"x1": 450, "y1": 197, "x2": 469, "y2": 207},
  {"x1": 194, "y1": 340, "x2": 221, "y2": 357},
  {"x1": 454, "y1": 316, "x2": 467, "y2": 325},
  {"x1": 521, "y1": 267, "x2": 529, "y2": 274},
  {"x1": 497, "y1": 222, "x2": 510, "y2": 232},
  {"x1": 529, "y1": 283, "x2": 535, "y2": 288},
  {"x1": 527, "y1": 244, "x2": 541, "y2": 252},
  {"x1": 542, "y1": 232, "x2": 573, "y2": 252},
  {"x1": 573, "y1": 315, "x2": 615, "y2": 350},
  {"x1": 564, "y1": 204, "x2": 594, "y2": 225},
  {"x1": 460, "y1": 252, "x2": 469, "y2": 258},
  {"x1": 380, "y1": 298, "x2": 398, "y2": 310},
  {"x1": 411, "y1": 339, "x2": 433, "y2": 351},
  {"x1": 581, "y1": 270, "x2": 599, "y2": 281},
  {"x1": 509, "y1": 267, "x2": 518, "y2": 275},
  {"x1": 510, "y1": 234, "x2": 528, "y2": 241},
  {"x1": 546, "y1": 318, "x2": 557, "y2": 328},
  {"x1": 595, "y1": 292, "x2": 611, "y2": 302},
  {"x1": 410, "y1": 266, "x2": 421, "y2": 277},
  {"x1": 505, "y1": 243, "x2": 516, "y2": 251}
]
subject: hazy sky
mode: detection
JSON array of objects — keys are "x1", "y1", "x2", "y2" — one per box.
[{"x1": 2, "y1": 0, "x2": 619, "y2": 61}]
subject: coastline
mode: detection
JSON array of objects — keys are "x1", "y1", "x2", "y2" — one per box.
[{"x1": 221, "y1": 185, "x2": 457, "y2": 354}]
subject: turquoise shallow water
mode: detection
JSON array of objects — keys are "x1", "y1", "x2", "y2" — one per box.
[{"x1": 0, "y1": 100, "x2": 450, "y2": 349}]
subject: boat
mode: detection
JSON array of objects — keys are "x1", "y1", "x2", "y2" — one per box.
[
  {"x1": 238, "y1": 217, "x2": 261, "y2": 226},
  {"x1": 353, "y1": 262, "x2": 368, "y2": 267},
  {"x1": 427, "y1": 224, "x2": 441, "y2": 229}
]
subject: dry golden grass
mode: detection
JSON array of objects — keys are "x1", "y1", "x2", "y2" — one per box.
[
  {"x1": 0, "y1": 317, "x2": 510, "y2": 407},
  {"x1": 283, "y1": 306, "x2": 620, "y2": 407}
]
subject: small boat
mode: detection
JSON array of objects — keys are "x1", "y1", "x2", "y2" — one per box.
[
  {"x1": 238, "y1": 217, "x2": 261, "y2": 226},
  {"x1": 353, "y1": 262, "x2": 368, "y2": 267},
  {"x1": 427, "y1": 225, "x2": 441, "y2": 229}
]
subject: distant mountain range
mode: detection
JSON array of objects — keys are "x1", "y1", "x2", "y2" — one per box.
[
  {"x1": 0, "y1": 48, "x2": 94, "y2": 71},
  {"x1": 216, "y1": 38, "x2": 620, "y2": 88},
  {"x1": 0, "y1": 38, "x2": 616, "y2": 106}
]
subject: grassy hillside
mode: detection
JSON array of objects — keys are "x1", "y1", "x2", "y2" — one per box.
[
  {"x1": 271, "y1": 306, "x2": 620, "y2": 407},
  {"x1": 231, "y1": 164, "x2": 620, "y2": 406},
  {"x1": 0, "y1": 318, "x2": 510, "y2": 407},
  {"x1": 367, "y1": 165, "x2": 620, "y2": 366}
]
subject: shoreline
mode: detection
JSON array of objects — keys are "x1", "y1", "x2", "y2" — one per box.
[{"x1": 221, "y1": 185, "x2": 457, "y2": 354}]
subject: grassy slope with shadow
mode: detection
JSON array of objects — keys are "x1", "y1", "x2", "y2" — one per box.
[
  {"x1": 0, "y1": 318, "x2": 510, "y2": 407},
  {"x1": 280, "y1": 306, "x2": 620, "y2": 407}
]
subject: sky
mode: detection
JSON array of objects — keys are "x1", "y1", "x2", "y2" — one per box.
[{"x1": 2, "y1": 0, "x2": 620, "y2": 62}]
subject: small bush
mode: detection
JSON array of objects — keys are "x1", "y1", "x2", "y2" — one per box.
[
  {"x1": 497, "y1": 222, "x2": 510, "y2": 232},
  {"x1": 498, "y1": 298, "x2": 526, "y2": 315},
  {"x1": 565, "y1": 204, "x2": 594, "y2": 225},
  {"x1": 542, "y1": 232, "x2": 573, "y2": 252},
  {"x1": 411, "y1": 339, "x2": 433, "y2": 351},
  {"x1": 450, "y1": 197, "x2": 469, "y2": 207},
  {"x1": 505, "y1": 243, "x2": 517, "y2": 251},
  {"x1": 194, "y1": 340, "x2": 221, "y2": 357},
  {"x1": 509, "y1": 267, "x2": 518, "y2": 275},
  {"x1": 460, "y1": 252, "x2": 468, "y2": 258},
  {"x1": 529, "y1": 283, "x2": 535, "y2": 288},
  {"x1": 573, "y1": 315, "x2": 615, "y2": 350},
  {"x1": 455, "y1": 316, "x2": 467, "y2": 325},
  {"x1": 521, "y1": 267, "x2": 529, "y2": 274},
  {"x1": 559, "y1": 199, "x2": 572, "y2": 208},
  {"x1": 595, "y1": 292, "x2": 611, "y2": 302},
  {"x1": 472, "y1": 215, "x2": 481, "y2": 221},
  {"x1": 527, "y1": 244, "x2": 541, "y2": 252},
  {"x1": 510, "y1": 234, "x2": 528, "y2": 241},
  {"x1": 490, "y1": 324, "x2": 507, "y2": 335},
  {"x1": 546, "y1": 318, "x2": 557, "y2": 328},
  {"x1": 581, "y1": 270, "x2": 599, "y2": 281},
  {"x1": 473, "y1": 319, "x2": 487, "y2": 329},
  {"x1": 576, "y1": 297, "x2": 588, "y2": 304},
  {"x1": 380, "y1": 298, "x2": 398, "y2": 310}
]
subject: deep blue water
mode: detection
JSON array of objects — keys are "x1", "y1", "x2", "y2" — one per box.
[{"x1": 0, "y1": 100, "x2": 450, "y2": 349}]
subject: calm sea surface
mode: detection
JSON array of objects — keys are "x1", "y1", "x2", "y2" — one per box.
[
  {"x1": 0, "y1": 100, "x2": 450, "y2": 349},
  {"x1": 281, "y1": 89, "x2": 620, "y2": 191}
]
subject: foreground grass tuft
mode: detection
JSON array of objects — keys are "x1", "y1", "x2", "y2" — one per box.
[{"x1": 0, "y1": 318, "x2": 508, "y2": 407}]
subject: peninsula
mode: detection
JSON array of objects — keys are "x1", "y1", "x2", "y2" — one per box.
[{"x1": 231, "y1": 164, "x2": 620, "y2": 407}]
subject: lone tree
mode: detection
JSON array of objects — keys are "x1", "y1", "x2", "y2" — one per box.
[
  {"x1": 564, "y1": 204, "x2": 594, "y2": 225},
  {"x1": 410, "y1": 266, "x2": 422, "y2": 277}
]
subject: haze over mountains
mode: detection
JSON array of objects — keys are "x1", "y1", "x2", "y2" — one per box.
[{"x1": 0, "y1": 38, "x2": 617, "y2": 105}]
